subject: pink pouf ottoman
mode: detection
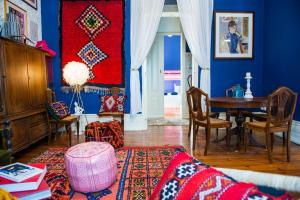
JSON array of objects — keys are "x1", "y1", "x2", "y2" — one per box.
[{"x1": 64, "y1": 142, "x2": 117, "y2": 193}]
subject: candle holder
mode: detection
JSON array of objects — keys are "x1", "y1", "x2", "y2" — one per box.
[{"x1": 244, "y1": 72, "x2": 253, "y2": 98}]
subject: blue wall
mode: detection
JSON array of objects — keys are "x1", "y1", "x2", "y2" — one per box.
[
  {"x1": 164, "y1": 36, "x2": 180, "y2": 70},
  {"x1": 211, "y1": 0, "x2": 264, "y2": 98},
  {"x1": 41, "y1": 0, "x2": 131, "y2": 114},
  {"x1": 263, "y1": 0, "x2": 300, "y2": 120},
  {"x1": 42, "y1": 0, "x2": 267, "y2": 115}
]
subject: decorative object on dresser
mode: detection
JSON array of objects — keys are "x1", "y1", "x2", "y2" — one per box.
[
  {"x1": 4, "y1": 1, "x2": 28, "y2": 42},
  {"x1": 61, "y1": 0, "x2": 125, "y2": 94},
  {"x1": 244, "y1": 87, "x2": 298, "y2": 163},
  {"x1": 187, "y1": 87, "x2": 231, "y2": 154},
  {"x1": 35, "y1": 40, "x2": 56, "y2": 57},
  {"x1": 64, "y1": 142, "x2": 117, "y2": 193},
  {"x1": 46, "y1": 88, "x2": 79, "y2": 146},
  {"x1": 0, "y1": 37, "x2": 49, "y2": 153}
]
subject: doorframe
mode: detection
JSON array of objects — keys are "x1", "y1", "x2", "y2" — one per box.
[
  {"x1": 144, "y1": 31, "x2": 188, "y2": 120},
  {"x1": 142, "y1": 9, "x2": 195, "y2": 128}
]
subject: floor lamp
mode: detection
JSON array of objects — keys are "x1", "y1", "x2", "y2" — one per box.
[{"x1": 63, "y1": 61, "x2": 90, "y2": 124}]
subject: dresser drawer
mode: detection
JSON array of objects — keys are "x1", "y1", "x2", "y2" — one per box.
[
  {"x1": 30, "y1": 112, "x2": 47, "y2": 126},
  {"x1": 30, "y1": 123, "x2": 48, "y2": 142}
]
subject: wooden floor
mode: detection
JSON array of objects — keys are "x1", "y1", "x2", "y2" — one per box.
[
  {"x1": 164, "y1": 107, "x2": 180, "y2": 119},
  {"x1": 16, "y1": 125, "x2": 300, "y2": 177}
]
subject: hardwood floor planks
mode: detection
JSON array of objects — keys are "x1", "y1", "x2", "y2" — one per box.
[{"x1": 16, "y1": 125, "x2": 300, "y2": 176}]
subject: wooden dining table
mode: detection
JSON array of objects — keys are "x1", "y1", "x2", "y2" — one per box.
[{"x1": 209, "y1": 97, "x2": 268, "y2": 148}]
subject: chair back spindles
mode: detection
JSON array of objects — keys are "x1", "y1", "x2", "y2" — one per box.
[
  {"x1": 187, "y1": 87, "x2": 209, "y2": 122},
  {"x1": 266, "y1": 87, "x2": 297, "y2": 127},
  {"x1": 46, "y1": 88, "x2": 56, "y2": 104}
]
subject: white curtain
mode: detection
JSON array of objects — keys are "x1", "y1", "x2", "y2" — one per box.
[
  {"x1": 177, "y1": 0, "x2": 214, "y2": 99},
  {"x1": 130, "y1": 0, "x2": 165, "y2": 115}
]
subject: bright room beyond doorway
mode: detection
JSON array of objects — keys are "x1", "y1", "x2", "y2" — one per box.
[{"x1": 164, "y1": 35, "x2": 181, "y2": 119}]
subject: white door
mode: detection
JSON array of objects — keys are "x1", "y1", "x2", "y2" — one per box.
[
  {"x1": 147, "y1": 34, "x2": 164, "y2": 119},
  {"x1": 180, "y1": 34, "x2": 189, "y2": 119}
]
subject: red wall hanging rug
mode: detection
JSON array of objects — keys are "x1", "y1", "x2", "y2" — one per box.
[{"x1": 61, "y1": 0, "x2": 125, "y2": 94}]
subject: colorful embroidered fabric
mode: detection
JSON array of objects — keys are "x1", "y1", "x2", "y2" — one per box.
[
  {"x1": 99, "y1": 95, "x2": 126, "y2": 113},
  {"x1": 85, "y1": 120, "x2": 124, "y2": 149},
  {"x1": 150, "y1": 152, "x2": 292, "y2": 200},
  {"x1": 46, "y1": 101, "x2": 70, "y2": 121},
  {"x1": 30, "y1": 146, "x2": 184, "y2": 200},
  {"x1": 61, "y1": 0, "x2": 125, "y2": 92}
]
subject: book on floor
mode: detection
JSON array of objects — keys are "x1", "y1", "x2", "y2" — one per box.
[
  {"x1": 0, "y1": 162, "x2": 44, "y2": 183},
  {"x1": 0, "y1": 163, "x2": 46, "y2": 192},
  {"x1": 11, "y1": 179, "x2": 51, "y2": 200}
]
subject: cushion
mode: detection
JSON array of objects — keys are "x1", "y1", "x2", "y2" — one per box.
[
  {"x1": 47, "y1": 101, "x2": 70, "y2": 121},
  {"x1": 99, "y1": 96, "x2": 126, "y2": 113},
  {"x1": 150, "y1": 152, "x2": 292, "y2": 200}
]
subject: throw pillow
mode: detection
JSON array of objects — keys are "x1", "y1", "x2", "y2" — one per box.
[
  {"x1": 150, "y1": 152, "x2": 292, "y2": 200},
  {"x1": 47, "y1": 101, "x2": 70, "y2": 121},
  {"x1": 99, "y1": 96, "x2": 126, "y2": 113}
]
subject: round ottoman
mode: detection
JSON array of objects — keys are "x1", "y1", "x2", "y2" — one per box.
[{"x1": 64, "y1": 142, "x2": 117, "y2": 193}]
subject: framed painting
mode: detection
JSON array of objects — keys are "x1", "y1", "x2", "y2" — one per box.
[
  {"x1": 22, "y1": 0, "x2": 37, "y2": 10},
  {"x1": 214, "y1": 11, "x2": 254, "y2": 59},
  {"x1": 6, "y1": 1, "x2": 28, "y2": 37}
]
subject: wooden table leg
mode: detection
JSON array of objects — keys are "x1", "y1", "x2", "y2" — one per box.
[
  {"x1": 65, "y1": 124, "x2": 72, "y2": 147},
  {"x1": 76, "y1": 119, "x2": 80, "y2": 143},
  {"x1": 48, "y1": 122, "x2": 52, "y2": 145}
]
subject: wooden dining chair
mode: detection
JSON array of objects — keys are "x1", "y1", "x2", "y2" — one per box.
[
  {"x1": 244, "y1": 87, "x2": 297, "y2": 163},
  {"x1": 46, "y1": 88, "x2": 80, "y2": 146},
  {"x1": 187, "y1": 87, "x2": 231, "y2": 155},
  {"x1": 187, "y1": 86, "x2": 220, "y2": 140}
]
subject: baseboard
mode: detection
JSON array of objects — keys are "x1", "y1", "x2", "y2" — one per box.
[
  {"x1": 124, "y1": 114, "x2": 147, "y2": 131},
  {"x1": 274, "y1": 121, "x2": 300, "y2": 145}
]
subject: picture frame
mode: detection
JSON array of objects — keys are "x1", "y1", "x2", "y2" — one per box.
[
  {"x1": 6, "y1": 1, "x2": 28, "y2": 37},
  {"x1": 214, "y1": 11, "x2": 254, "y2": 59},
  {"x1": 22, "y1": 0, "x2": 37, "y2": 10}
]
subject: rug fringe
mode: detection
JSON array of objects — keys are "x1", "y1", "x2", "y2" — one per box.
[{"x1": 61, "y1": 86, "x2": 125, "y2": 95}]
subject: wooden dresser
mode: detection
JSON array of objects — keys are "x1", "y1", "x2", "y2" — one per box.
[{"x1": 0, "y1": 37, "x2": 49, "y2": 153}]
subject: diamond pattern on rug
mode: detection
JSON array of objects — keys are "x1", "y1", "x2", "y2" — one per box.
[
  {"x1": 78, "y1": 41, "x2": 108, "y2": 79},
  {"x1": 76, "y1": 4, "x2": 110, "y2": 40}
]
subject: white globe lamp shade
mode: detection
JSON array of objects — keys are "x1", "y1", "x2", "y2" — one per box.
[{"x1": 63, "y1": 61, "x2": 89, "y2": 86}]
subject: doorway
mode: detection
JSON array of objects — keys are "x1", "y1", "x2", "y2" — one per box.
[
  {"x1": 164, "y1": 35, "x2": 181, "y2": 119},
  {"x1": 145, "y1": 6, "x2": 191, "y2": 126}
]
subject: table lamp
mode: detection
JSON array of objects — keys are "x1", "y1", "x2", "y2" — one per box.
[{"x1": 63, "y1": 61, "x2": 89, "y2": 115}]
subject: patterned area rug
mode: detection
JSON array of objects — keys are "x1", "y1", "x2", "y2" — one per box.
[{"x1": 30, "y1": 146, "x2": 184, "y2": 200}]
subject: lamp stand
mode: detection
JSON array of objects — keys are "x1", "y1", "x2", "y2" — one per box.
[{"x1": 69, "y1": 85, "x2": 88, "y2": 127}]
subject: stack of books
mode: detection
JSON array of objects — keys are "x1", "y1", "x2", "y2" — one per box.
[{"x1": 0, "y1": 162, "x2": 51, "y2": 200}]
